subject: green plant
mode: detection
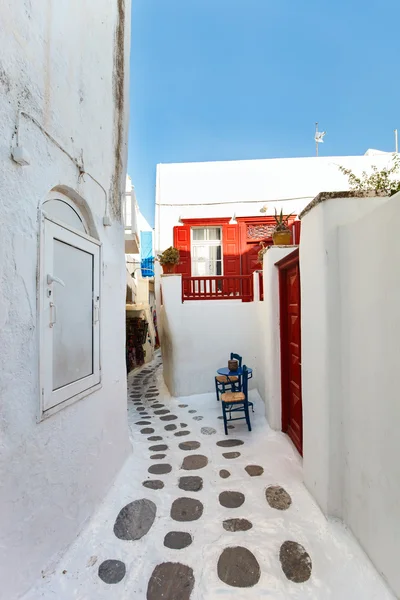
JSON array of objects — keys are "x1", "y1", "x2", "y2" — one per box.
[
  {"x1": 273, "y1": 209, "x2": 293, "y2": 232},
  {"x1": 157, "y1": 246, "x2": 180, "y2": 265},
  {"x1": 338, "y1": 155, "x2": 400, "y2": 196}
]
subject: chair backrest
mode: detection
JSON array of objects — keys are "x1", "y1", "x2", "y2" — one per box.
[
  {"x1": 230, "y1": 352, "x2": 242, "y2": 368},
  {"x1": 242, "y1": 365, "x2": 249, "y2": 398}
]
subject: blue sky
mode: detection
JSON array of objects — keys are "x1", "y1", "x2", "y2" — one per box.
[{"x1": 128, "y1": 0, "x2": 400, "y2": 226}]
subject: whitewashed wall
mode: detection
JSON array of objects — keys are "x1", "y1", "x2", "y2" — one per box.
[
  {"x1": 155, "y1": 153, "x2": 394, "y2": 252},
  {"x1": 338, "y1": 193, "x2": 400, "y2": 596},
  {"x1": 160, "y1": 275, "x2": 259, "y2": 397},
  {"x1": 0, "y1": 2, "x2": 131, "y2": 598}
]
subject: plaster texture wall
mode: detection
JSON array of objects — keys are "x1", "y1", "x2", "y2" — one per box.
[
  {"x1": 338, "y1": 193, "x2": 400, "y2": 596},
  {"x1": 0, "y1": 2, "x2": 131, "y2": 598},
  {"x1": 256, "y1": 247, "x2": 295, "y2": 429},
  {"x1": 160, "y1": 275, "x2": 258, "y2": 397},
  {"x1": 155, "y1": 153, "x2": 394, "y2": 252},
  {"x1": 299, "y1": 193, "x2": 389, "y2": 518}
]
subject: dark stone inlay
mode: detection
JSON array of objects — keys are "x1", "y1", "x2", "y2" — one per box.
[
  {"x1": 147, "y1": 562, "x2": 195, "y2": 600},
  {"x1": 228, "y1": 425, "x2": 235, "y2": 429},
  {"x1": 188, "y1": 410, "x2": 197, "y2": 413},
  {"x1": 223, "y1": 518, "x2": 253, "y2": 532},
  {"x1": 165, "y1": 424, "x2": 177, "y2": 431},
  {"x1": 145, "y1": 394, "x2": 157, "y2": 398},
  {"x1": 113, "y1": 499, "x2": 156, "y2": 541},
  {"x1": 148, "y1": 436, "x2": 163, "y2": 441},
  {"x1": 152, "y1": 403, "x2": 164, "y2": 409},
  {"x1": 266, "y1": 486, "x2": 292, "y2": 510},
  {"x1": 245, "y1": 465, "x2": 264, "y2": 477},
  {"x1": 136, "y1": 421, "x2": 151, "y2": 425},
  {"x1": 160, "y1": 414, "x2": 178, "y2": 421},
  {"x1": 149, "y1": 444, "x2": 168, "y2": 452},
  {"x1": 154, "y1": 409, "x2": 170, "y2": 415},
  {"x1": 201, "y1": 427, "x2": 216, "y2": 435},
  {"x1": 175, "y1": 430, "x2": 190, "y2": 437},
  {"x1": 280, "y1": 541, "x2": 312, "y2": 583},
  {"x1": 217, "y1": 547, "x2": 260, "y2": 588},
  {"x1": 139, "y1": 412, "x2": 148, "y2": 415},
  {"x1": 150, "y1": 454, "x2": 166, "y2": 460},
  {"x1": 141, "y1": 428, "x2": 155, "y2": 434},
  {"x1": 136, "y1": 406, "x2": 145, "y2": 411},
  {"x1": 180, "y1": 423, "x2": 187, "y2": 428},
  {"x1": 178, "y1": 476, "x2": 203, "y2": 492},
  {"x1": 193, "y1": 416, "x2": 204, "y2": 421},
  {"x1": 181, "y1": 454, "x2": 208, "y2": 470},
  {"x1": 98, "y1": 559, "x2": 126, "y2": 584},
  {"x1": 223, "y1": 452, "x2": 241, "y2": 459},
  {"x1": 217, "y1": 439, "x2": 244, "y2": 448},
  {"x1": 163, "y1": 531, "x2": 193, "y2": 550},
  {"x1": 218, "y1": 416, "x2": 223, "y2": 419},
  {"x1": 219, "y1": 491, "x2": 245, "y2": 508},
  {"x1": 178, "y1": 404, "x2": 188, "y2": 408},
  {"x1": 148, "y1": 463, "x2": 172, "y2": 475},
  {"x1": 219, "y1": 469, "x2": 231, "y2": 479},
  {"x1": 178, "y1": 441, "x2": 201, "y2": 451},
  {"x1": 170, "y1": 497, "x2": 204, "y2": 521},
  {"x1": 142, "y1": 480, "x2": 164, "y2": 490}
]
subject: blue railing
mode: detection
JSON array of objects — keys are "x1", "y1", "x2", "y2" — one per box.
[{"x1": 141, "y1": 257, "x2": 155, "y2": 278}]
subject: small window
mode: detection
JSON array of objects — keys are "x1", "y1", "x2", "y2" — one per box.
[
  {"x1": 191, "y1": 227, "x2": 223, "y2": 276},
  {"x1": 39, "y1": 213, "x2": 101, "y2": 418}
]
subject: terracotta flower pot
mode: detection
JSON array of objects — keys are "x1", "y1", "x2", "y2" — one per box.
[
  {"x1": 162, "y1": 263, "x2": 176, "y2": 274},
  {"x1": 272, "y1": 230, "x2": 292, "y2": 246}
]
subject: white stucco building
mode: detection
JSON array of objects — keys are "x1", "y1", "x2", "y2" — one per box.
[{"x1": 0, "y1": 2, "x2": 131, "y2": 598}]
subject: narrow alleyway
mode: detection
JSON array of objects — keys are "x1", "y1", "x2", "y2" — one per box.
[{"x1": 26, "y1": 353, "x2": 394, "y2": 599}]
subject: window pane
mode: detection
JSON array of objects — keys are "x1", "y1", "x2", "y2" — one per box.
[
  {"x1": 206, "y1": 227, "x2": 221, "y2": 240},
  {"x1": 192, "y1": 228, "x2": 205, "y2": 241}
]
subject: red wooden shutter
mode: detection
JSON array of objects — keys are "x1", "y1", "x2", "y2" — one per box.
[
  {"x1": 173, "y1": 225, "x2": 191, "y2": 276},
  {"x1": 222, "y1": 224, "x2": 240, "y2": 276}
]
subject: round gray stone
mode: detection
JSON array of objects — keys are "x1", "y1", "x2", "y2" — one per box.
[
  {"x1": 163, "y1": 531, "x2": 193, "y2": 550},
  {"x1": 217, "y1": 547, "x2": 260, "y2": 588},
  {"x1": 223, "y1": 452, "x2": 241, "y2": 459},
  {"x1": 160, "y1": 414, "x2": 178, "y2": 421},
  {"x1": 181, "y1": 454, "x2": 208, "y2": 470},
  {"x1": 150, "y1": 454, "x2": 166, "y2": 460},
  {"x1": 136, "y1": 406, "x2": 145, "y2": 411},
  {"x1": 223, "y1": 519, "x2": 253, "y2": 532},
  {"x1": 201, "y1": 427, "x2": 216, "y2": 435},
  {"x1": 245, "y1": 465, "x2": 264, "y2": 477},
  {"x1": 219, "y1": 469, "x2": 231, "y2": 479},
  {"x1": 178, "y1": 476, "x2": 203, "y2": 492},
  {"x1": 266, "y1": 486, "x2": 292, "y2": 510},
  {"x1": 141, "y1": 428, "x2": 155, "y2": 434},
  {"x1": 154, "y1": 409, "x2": 170, "y2": 415},
  {"x1": 175, "y1": 430, "x2": 190, "y2": 437},
  {"x1": 178, "y1": 404, "x2": 188, "y2": 408},
  {"x1": 165, "y1": 424, "x2": 177, "y2": 431},
  {"x1": 147, "y1": 562, "x2": 195, "y2": 600},
  {"x1": 188, "y1": 410, "x2": 197, "y2": 413},
  {"x1": 219, "y1": 491, "x2": 245, "y2": 508},
  {"x1": 136, "y1": 421, "x2": 151, "y2": 425},
  {"x1": 148, "y1": 463, "x2": 172, "y2": 475},
  {"x1": 113, "y1": 499, "x2": 156, "y2": 541},
  {"x1": 142, "y1": 480, "x2": 164, "y2": 490},
  {"x1": 217, "y1": 439, "x2": 244, "y2": 448},
  {"x1": 170, "y1": 497, "x2": 204, "y2": 521},
  {"x1": 148, "y1": 436, "x2": 163, "y2": 441},
  {"x1": 193, "y1": 416, "x2": 204, "y2": 421},
  {"x1": 152, "y1": 403, "x2": 164, "y2": 409},
  {"x1": 279, "y1": 541, "x2": 312, "y2": 583},
  {"x1": 178, "y1": 441, "x2": 201, "y2": 451},
  {"x1": 149, "y1": 444, "x2": 168, "y2": 452},
  {"x1": 180, "y1": 423, "x2": 187, "y2": 428},
  {"x1": 98, "y1": 559, "x2": 126, "y2": 584}
]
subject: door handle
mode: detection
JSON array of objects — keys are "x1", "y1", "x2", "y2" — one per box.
[
  {"x1": 47, "y1": 274, "x2": 65, "y2": 287},
  {"x1": 49, "y1": 302, "x2": 57, "y2": 328}
]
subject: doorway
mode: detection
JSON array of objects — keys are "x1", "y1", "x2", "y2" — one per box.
[{"x1": 277, "y1": 249, "x2": 303, "y2": 455}]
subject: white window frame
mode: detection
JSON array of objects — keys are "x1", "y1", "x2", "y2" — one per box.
[
  {"x1": 190, "y1": 227, "x2": 224, "y2": 277},
  {"x1": 38, "y1": 212, "x2": 102, "y2": 421}
]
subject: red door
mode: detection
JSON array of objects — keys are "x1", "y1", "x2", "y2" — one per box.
[{"x1": 277, "y1": 249, "x2": 303, "y2": 455}]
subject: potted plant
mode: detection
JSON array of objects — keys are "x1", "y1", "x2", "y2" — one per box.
[
  {"x1": 272, "y1": 209, "x2": 293, "y2": 245},
  {"x1": 157, "y1": 246, "x2": 180, "y2": 274}
]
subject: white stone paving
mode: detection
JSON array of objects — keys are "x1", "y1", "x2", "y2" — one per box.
[{"x1": 24, "y1": 354, "x2": 395, "y2": 599}]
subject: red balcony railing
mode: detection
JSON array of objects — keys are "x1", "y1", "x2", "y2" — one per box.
[{"x1": 182, "y1": 276, "x2": 253, "y2": 302}]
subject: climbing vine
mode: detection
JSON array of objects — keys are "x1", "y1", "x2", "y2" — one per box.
[{"x1": 338, "y1": 155, "x2": 400, "y2": 196}]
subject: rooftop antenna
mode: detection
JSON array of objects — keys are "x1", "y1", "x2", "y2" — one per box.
[
  {"x1": 395, "y1": 129, "x2": 398, "y2": 153},
  {"x1": 314, "y1": 122, "x2": 326, "y2": 157}
]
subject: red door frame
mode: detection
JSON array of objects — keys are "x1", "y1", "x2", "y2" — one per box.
[{"x1": 276, "y1": 248, "x2": 303, "y2": 455}]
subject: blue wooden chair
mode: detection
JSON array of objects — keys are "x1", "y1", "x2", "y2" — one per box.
[
  {"x1": 215, "y1": 353, "x2": 242, "y2": 401},
  {"x1": 221, "y1": 365, "x2": 252, "y2": 434}
]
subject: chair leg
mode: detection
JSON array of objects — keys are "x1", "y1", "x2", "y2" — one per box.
[
  {"x1": 222, "y1": 404, "x2": 228, "y2": 435},
  {"x1": 245, "y1": 405, "x2": 252, "y2": 432},
  {"x1": 215, "y1": 378, "x2": 220, "y2": 401}
]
